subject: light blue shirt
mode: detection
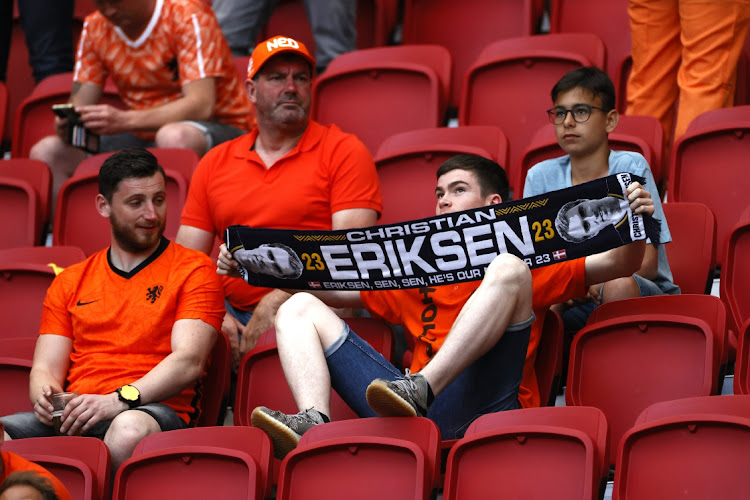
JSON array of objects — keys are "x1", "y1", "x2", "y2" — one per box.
[{"x1": 524, "y1": 150, "x2": 680, "y2": 295}]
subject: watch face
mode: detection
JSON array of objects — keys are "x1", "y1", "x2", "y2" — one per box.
[{"x1": 120, "y1": 385, "x2": 139, "y2": 401}]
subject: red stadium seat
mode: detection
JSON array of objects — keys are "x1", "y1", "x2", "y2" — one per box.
[
  {"x1": 733, "y1": 319, "x2": 750, "y2": 395},
  {"x1": 0, "y1": 337, "x2": 35, "y2": 416},
  {"x1": 0, "y1": 158, "x2": 52, "y2": 244},
  {"x1": 721, "y1": 218, "x2": 750, "y2": 339},
  {"x1": 374, "y1": 125, "x2": 508, "y2": 223},
  {"x1": 0, "y1": 80, "x2": 7, "y2": 143},
  {"x1": 444, "y1": 406, "x2": 609, "y2": 500},
  {"x1": 535, "y1": 308, "x2": 565, "y2": 407},
  {"x1": 0, "y1": 175, "x2": 38, "y2": 248},
  {"x1": 197, "y1": 330, "x2": 231, "y2": 427},
  {"x1": 662, "y1": 202, "x2": 716, "y2": 295}
]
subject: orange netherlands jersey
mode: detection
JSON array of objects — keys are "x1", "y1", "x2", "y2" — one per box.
[
  {"x1": 39, "y1": 239, "x2": 225, "y2": 425},
  {"x1": 361, "y1": 258, "x2": 587, "y2": 407},
  {"x1": 74, "y1": 0, "x2": 253, "y2": 138}
]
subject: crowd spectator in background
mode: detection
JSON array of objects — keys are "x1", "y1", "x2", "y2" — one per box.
[
  {"x1": 626, "y1": 0, "x2": 750, "y2": 156},
  {"x1": 177, "y1": 35, "x2": 381, "y2": 370},
  {"x1": 29, "y1": 0, "x2": 253, "y2": 212},
  {"x1": 212, "y1": 0, "x2": 356, "y2": 73}
]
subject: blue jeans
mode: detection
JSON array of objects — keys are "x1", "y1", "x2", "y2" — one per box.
[{"x1": 325, "y1": 316, "x2": 534, "y2": 440}]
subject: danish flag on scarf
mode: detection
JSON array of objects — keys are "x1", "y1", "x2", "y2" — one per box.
[{"x1": 552, "y1": 249, "x2": 567, "y2": 260}]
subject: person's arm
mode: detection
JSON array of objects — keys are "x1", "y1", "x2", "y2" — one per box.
[
  {"x1": 78, "y1": 78, "x2": 217, "y2": 136},
  {"x1": 60, "y1": 318, "x2": 217, "y2": 436},
  {"x1": 28, "y1": 334, "x2": 73, "y2": 425},
  {"x1": 176, "y1": 225, "x2": 216, "y2": 255},
  {"x1": 636, "y1": 244, "x2": 659, "y2": 280}
]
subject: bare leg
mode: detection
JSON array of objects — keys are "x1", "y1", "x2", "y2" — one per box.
[
  {"x1": 274, "y1": 292, "x2": 346, "y2": 416},
  {"x1": 29, "y1": 135, "x2": 86, "y2": 218},
  {"x1": 600, "y1": 276, "x2": 641, "y2": 303},
  {"x1": 104, "y1": 410, "x2": 161, "y2": 469},
  {"x1": 154, "y1": 123, "x2": 209, "y2": 157},
  {"x1": 419, "y1": 253, "x2": 533, "y2": 394}
]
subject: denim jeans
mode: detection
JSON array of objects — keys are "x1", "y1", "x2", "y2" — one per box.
[{"x1": 325, "y1": 316, "x2": 533, "y2": 440}]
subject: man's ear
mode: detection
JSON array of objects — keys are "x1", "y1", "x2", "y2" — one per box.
[
  {"x1": 606, "y1": 108, "x2": 619, "y2": 134},
  {"x1": 95, "y1": 193, "x2": 111, "y2": 218},
  {"x1": 487, "y1": 193, "x2": 503, "y2": 206},
  {"x1": 245, "y1": 78, "x2": 256, "y2": 103}
]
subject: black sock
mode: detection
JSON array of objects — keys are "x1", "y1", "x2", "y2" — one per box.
[
  {"x1": 425, "y1": 379, "x2": 435, "y2": 407},
  {"x1": 312, "y1": 409, "x2": 330, "y2": 423}
]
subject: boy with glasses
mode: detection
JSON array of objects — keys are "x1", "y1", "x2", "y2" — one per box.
[{"x1": 523, "y1": 66, "x2": 679, "y2": 334}]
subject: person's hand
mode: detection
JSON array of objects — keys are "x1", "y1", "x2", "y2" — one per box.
[
  {"x1": 626, "y1": 181, "x2": 655, "y2": 217},
  {"x1": 587, "y1": 283, "x2": 605, "y2": 306},
  {"x1": 33, "y1": 385, "x2": 57, "y2": 425},
  {"x1": 221, "y1": 312, "x2": 243, "y2": 373},
  {"x1": 78, "y1": 104, "x2": 127, "y2": 135},
  {"x1": 217, "y1": 243, "x2": 242, "y2": 278},
  {"x1": 239, "y1": 311, "x2": 271, "y2": 359},
  {"x1": 59, "y1": 392, "x2": 126, "y2": 436}
]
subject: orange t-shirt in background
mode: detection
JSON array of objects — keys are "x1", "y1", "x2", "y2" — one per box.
[
  {"x1": 39, "y1": 239, "x2": 225, "y2": 425},
  {"x1": 74, "y1": 0, "x2": 253, "y2": 138},
  {"x1": 182, "y1": 120, "x2": 383, "y2": 310}
]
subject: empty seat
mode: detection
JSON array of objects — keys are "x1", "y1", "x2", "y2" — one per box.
[
  {"x1": 567, "y1": 313, "x2": 717, "y2": 468},
  {"x1": 4, "y1": 436, "x2": 111, "y2": 500},
  {"x1": 278, "y1": 417, "x2": 440, "y2": 500},
  {"x1": 668, "y1": 105, "x2": 750, "y2": 266},
  {"x1": 130, "y1": 426, "x2": 273, "y2": 500},
  {"x1": 0, "y1": 80, "x2": 7, "y2": 142},
  {"x1": 374, "y1": 125, "x2": 508, "y2": 222},
  {"x1": 0, "y1": 246, "x2": 87, "y2": 339},
  {"x1": 402, "y1": 0, "x2": 539, "y2": 108},
  {"x1": 114, "y1": 427, "x2": 272, "y2": 500},
  {"x1": 662, "y1": 202, "x2": 716, "y2": 295},
  {"x1": 0, "y1": 174, "x2": 39, "y2": 248},
  {"x1": 733, "y1": 319, "x2": 750, "y2": 395},
  {"x1": 613, "y1": 395, "x2": 750, "y2": 499},
  {"x1": 312, "y1": 45, "x2": 452, "y2": 154},
  {"x1": 0, "y1": 158, "x2": 53, "y2": 244},
  {"x1": 0, "y1": 337, "x2": 36, "y2": 416},
  {"x1": 197, "y1": 330, "x2": 231, "y2": 427},
  {"x1": 443, "y1": 406, "x2": 609, "y2": 500},
  {"x1": 535, "y1": 308, "x2": 565, "y2": 407},
  {"x1": 459, "y1": 33, "x2": 606, "y2": 183},
  {"x1": 721, "y1": 218, "x2": 750, "y2": 338}
]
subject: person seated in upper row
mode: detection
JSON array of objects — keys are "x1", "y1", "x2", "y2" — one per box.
[
  {"x1": 31, "y1": 0, "x2": 253, "y2": 213},
  {"x1": 523, "y1": 66, "x2": 680, "y2": 335},
  {"x1": 176, "y1": 35, "x2": 382, "y2": 370},
  {"x1": 217, "y1": 153, "x2": 657, "y2": 458}
]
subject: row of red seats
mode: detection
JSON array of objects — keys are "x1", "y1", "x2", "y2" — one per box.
[{"x1": 6, "y1": 396, "x2": 750, "y2": 499}]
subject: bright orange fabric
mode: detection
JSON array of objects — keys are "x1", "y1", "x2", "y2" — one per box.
[
  {"x1": 39, "y1": 240, "x2": 225, "y2": 425},
  {"x1": 626, "y1": 0, "x2": 750, "y2": 145},
  {"x1": 181, "y1": 120, "x2": 383, "y2": 310},
  {"x1": 74, "y1": 0, "x2": 253, "y2": 139},
  {"x1": 360, "y1": 258, "x2": 587, "y2": 408},
  {"x1": 1, "y1": 451, "x2": 72, "y2": 500}
]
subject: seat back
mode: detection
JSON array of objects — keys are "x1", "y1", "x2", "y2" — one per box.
[
  {"x1": 278, "y1": 417, "x2": 439, "y2": 500},
  {"x1": 196, "y1": 330, "x2": 231, "y2": 427},
  {"x1": 374, "y1": 125, "x2": 508, "y2": 223},
  {"x1": 445, "y1": 406, "x2": 608, "y2": 500},
  {"x1": 614, "y1": 395, "x2": 750, "y2": 499},
  {"x1": 402, "y1": 0, "x2": 538, "y2": 108},
  {"x1": 668, "y1": 106, "x2": 750, "y2": 266},
  {"x1": 0, "y1": 159, "x2": 52, "y2": 240},
  {"x1": 733, "y1": 319, "x2": 750, "y2": 395},
  {"x1": 0, "y1": 246, "x2": 86, "y2": 339},
  {"x1": 0, "y1": 80, "x2": 7, "y2": 143},
  {"x1": 661, "y1": 202, "x2": 716, "y2": 295},
  {"x1": 312, "y1": 45, "x2": 452, "y2": 154},
  {"x1": 535, "y1": 308, "x2": 565, "y2": 407},
  {"x1": 4, "y1": 436, "x2": 111, "y2": 500},
  {"x1": 131, "y1": 426, "x2": 273, "y2": 499},
  {"x1": 0, "y1": 338, "x2": 36, "y2": 416},
  {"x1": 459, "y1": 33, "x2": 606, "y2": 185},
  {"x1": 721, "y1": 219, "x2": 750, "y2": 336},
  {"x1": 566, "y1": 314, "x2": 716, "y2": 468},
  {"x1": 0, "y1": 176, "x2": 38, "y2": 248}
]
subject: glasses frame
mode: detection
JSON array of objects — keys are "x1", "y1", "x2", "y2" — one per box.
[{"x1": 546, "y1": 104, "x2": 610, "y2": 125}]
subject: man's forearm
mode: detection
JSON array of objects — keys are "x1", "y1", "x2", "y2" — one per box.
[
  {"x1": 127, "y1": 349, "x2": 211, "y2": 405},
  {"x1": 29, "y1": 368, "x2": 65, "y2": 405}
]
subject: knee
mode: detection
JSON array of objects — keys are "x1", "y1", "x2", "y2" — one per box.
[
  {"x1": 485, "y1": 253, "x2": 531, "y2": 291},
  {"x1": 601, "y1": 277, "x2": 641, "y2": 303},
  {"x1": 276, "y1": 292, "x2": 326, "y2": 328},
  {"x1": 30, "y1": 135, "x2": 69, "y2": 166},
  {"x1": 155, "y1": 123, "x2": 206, "y2": 155},
  {"x1": 104, "y1": 410, "x2": 159, "y2": 453}
]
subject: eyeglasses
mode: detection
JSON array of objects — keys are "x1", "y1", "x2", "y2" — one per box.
[{"x1": 547, "y1": 104, "x2": 609, "y2": 125}]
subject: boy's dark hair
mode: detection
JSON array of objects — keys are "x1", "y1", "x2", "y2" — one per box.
[
  {"x1": 0, "y1": 471, "x2": 60, "y2": 500},
  {"x1": 551, "y1": 66, "x2": 616, "y2": 111},
  {"x1": 98, "y1": 148, "x2": 166, "y2": 202},
  {"x1": 436, "y1": 154, "x2": 510, "y2": 201}
]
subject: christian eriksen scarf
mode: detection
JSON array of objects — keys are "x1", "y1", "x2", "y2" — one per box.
[{"x1": 225, "y1": 173, "x2": 660, "y2": 291}]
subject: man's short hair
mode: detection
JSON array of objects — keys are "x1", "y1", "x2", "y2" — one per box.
[
  {"x1": 98, "y1": 148, "x2": 166, "y2": 202},
  {"x1": 260, "y1": 243, "x2": 304, "y2": 278},
  {"x1": 555, "y1": 199, "x2": 588, "y2": 243},
  {"x1": 0, "y1": 471, "x2": 60, "y2": 500},
  {"x1": 551, "y1": 66, "x2": 616, "y2": 112},
  {"x1": 436, "y1": 154, "x2": 510, "y2": 201}
]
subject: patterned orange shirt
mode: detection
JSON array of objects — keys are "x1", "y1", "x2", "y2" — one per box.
[{"x1": 74, "y1": 0, "x2": 253, "y2": 138}]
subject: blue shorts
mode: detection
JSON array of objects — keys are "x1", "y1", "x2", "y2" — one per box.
[
  {"x1": 325, "y1": 316, "x2": 534, "y2": 440},
  {"x1": 0, "y1": 403, "x2": 186, "y2": 440}
]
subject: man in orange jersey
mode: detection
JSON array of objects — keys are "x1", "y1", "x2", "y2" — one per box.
[
  {"x1": 30, "y1": 0, "x2": 254, "y2": 211},
  {"x1": 0, "y1": 149, "x2": 225, "y2": 470},
  {"x1": 177, "y1": 35, "x2": 382, "y2": 369},
  {"x1": 218, "y1": 154, "x2": 655, "y2": 458}
]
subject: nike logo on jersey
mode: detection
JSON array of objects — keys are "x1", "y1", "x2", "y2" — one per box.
[{"x1": 76, "y1": 299, "x2": 99, "y2": 306}]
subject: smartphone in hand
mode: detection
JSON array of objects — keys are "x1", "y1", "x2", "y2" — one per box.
[{"x1": 51, "y1": 103, "x2": 99, "y2": 154}]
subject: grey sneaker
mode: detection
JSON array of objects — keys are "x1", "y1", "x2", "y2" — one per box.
[
  {"x1": 366, "y1": 372, "x2": 431, "y2": 418},
  {"x1": 250, "y1": 406, "x2": 325, "y2": 459}
]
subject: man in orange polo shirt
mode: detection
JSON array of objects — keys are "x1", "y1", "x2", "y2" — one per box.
[
  {"x1": 0, "y1": 149, "x2": 224, "y2": 470},
  {"x1": 177, "y1": 35, "x2": 382, "y2": 368}
]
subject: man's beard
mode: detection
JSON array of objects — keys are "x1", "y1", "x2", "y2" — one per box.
[{"x1": 110, "y1": 212, "x2": 166, "y2": 254}]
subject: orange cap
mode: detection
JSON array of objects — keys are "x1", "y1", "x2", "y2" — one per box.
[{"x1": 247, "y1": 35, "x2": 316, "y2": 79}]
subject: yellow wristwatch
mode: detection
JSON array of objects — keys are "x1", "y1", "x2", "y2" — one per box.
[{"x1": 116, "y1": 384, "x2": 141, "y2": 409}]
